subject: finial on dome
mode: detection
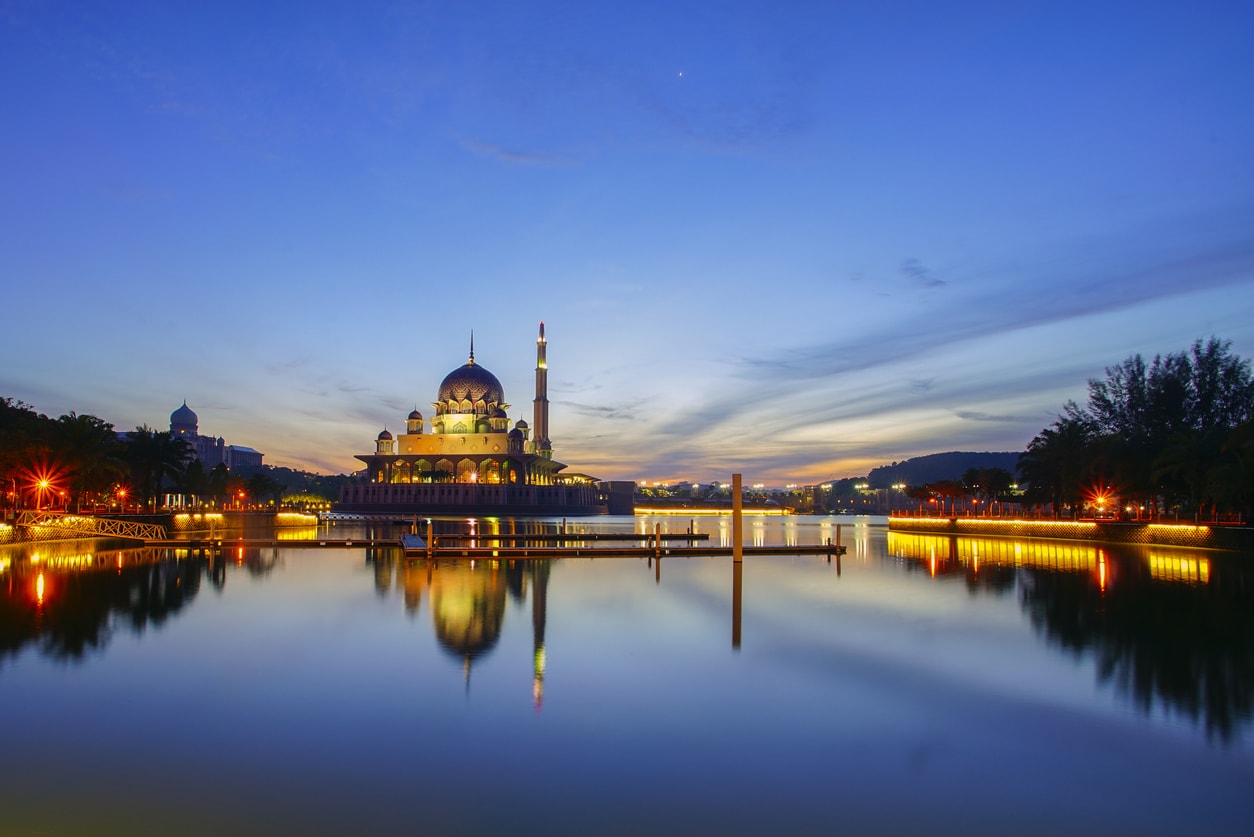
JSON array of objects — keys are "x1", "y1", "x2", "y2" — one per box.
[
  {"x1": 469, "y1": 330, "x2": 475, "y2": 364},
  {"x1": 539, "y1": 321, "x2": 545, "y2": 340}
]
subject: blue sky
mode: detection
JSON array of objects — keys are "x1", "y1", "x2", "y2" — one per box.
[{"x1": 2, "y1": 1, "x2": 1253, "y2": 484}]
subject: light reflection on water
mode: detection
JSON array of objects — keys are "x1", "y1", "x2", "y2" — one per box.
[{"x1": 0, "y1": 515, "x2": 1251, "y2": 835}]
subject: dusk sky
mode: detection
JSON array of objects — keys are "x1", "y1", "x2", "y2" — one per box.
[{"x1": 3, "y1": 1, "x2": 1253, "y2": 484}]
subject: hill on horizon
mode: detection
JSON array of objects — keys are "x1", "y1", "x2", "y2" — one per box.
[{"x1": 865, "y1": 451, "x2": 1020, "y2": 488}]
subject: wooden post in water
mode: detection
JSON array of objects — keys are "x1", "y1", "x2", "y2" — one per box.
[
  {"x1": 732, "y1": 473, "x2": 743, "y2": 563},
  {"x1": 835, "y1": 524, "x2": 841, "y2": 555},
  {"x1": 426, "y1": 520, "x2": 433, "y2": 560},
  {"x1": 654, "y1": 522, "x2": 661, "y2": 558},
  {"x1": 732, "y1": 559, "x2": 743, "y2": 650}
]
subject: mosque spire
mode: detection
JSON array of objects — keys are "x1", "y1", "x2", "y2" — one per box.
[
  {"x1": 534, "y1": 321, "x2": 550, "y2": 455},
  {"x1": 469, "y1": 330, "x2": 475, "y2": 364}
]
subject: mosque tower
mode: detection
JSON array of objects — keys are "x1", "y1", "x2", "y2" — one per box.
[
  {"x1": 533, "y1": 322, "x2": 551, "y2": 458},
  {"x1": 532, "y1": 561, "x2": 549, "y2": 710}
]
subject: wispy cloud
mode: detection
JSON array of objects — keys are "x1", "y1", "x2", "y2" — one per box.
[
  {"x1": 954, "y1": 410, "x2": 1024, "y2": 423},
  {"x1": 557, "y1": 399, "x2": 642, "y2": 421},
  {"x1": 901, "y1": 258, "x2": 946, "y2": 288},
  {"x1": 461, "y1": 138, "x2": 569, "y2": 166}
]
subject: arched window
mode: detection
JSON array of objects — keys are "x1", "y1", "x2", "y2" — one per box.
[{"x1": 456, "y1": 459, "x2": 478, "y2": 483}]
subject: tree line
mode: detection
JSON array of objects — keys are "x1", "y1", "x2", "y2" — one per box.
[
  {"x1": 1017, "y1": 337, "x2": 1254, "y2": 520},
  {"x1": 0, "y1": 398, "x2": 344, "y2": 512}
]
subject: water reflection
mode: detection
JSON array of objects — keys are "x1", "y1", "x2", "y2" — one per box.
[
  {"x1": 1, "y1": 545, "x2": 212, "y2": 665},
  {"x1": 887, "y1": 532, "x2": 1254, "y2": 741},
  {"x1": 368, "y1": 551, "x2": 551, "y2": 705}
]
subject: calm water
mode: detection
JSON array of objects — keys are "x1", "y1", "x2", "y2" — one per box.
[{"x1": 2, "y1": 515, "x2": 1252, "y2": 836}]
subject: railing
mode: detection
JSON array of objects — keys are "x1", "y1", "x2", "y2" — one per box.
[{"x1": 12, "y1": 512, "x2": 167, "y2": 542}]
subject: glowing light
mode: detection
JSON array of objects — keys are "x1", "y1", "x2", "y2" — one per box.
[
  {"x1": 634, "y1": 506, "x2": 788, "y2": 516},
  {"x1": 36, "y1": 572, "x2": 45, "y2": 604},
  {"x1": 1148, "y1": 553, "x2": 1211, "y2": 583}
]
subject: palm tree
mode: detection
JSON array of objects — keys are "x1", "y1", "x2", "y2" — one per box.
[
  {"x1": 124, "y1": 426, "x2": 192, "y2": 510},
  {"x1": 56, "y1": 412, "x2": 126, "y2": 511},
  {"x1": 1018, "y1": 404, "x2": 1098, "y2": 517}
]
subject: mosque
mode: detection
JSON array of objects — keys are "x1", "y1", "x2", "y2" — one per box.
[{"x1": 336, "y1": 324, "x2": 633, "y2": 515}]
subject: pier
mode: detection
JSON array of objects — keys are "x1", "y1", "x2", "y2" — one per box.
[{"x1": 141, "y1": 533, "x2": 844, "y2": 560}]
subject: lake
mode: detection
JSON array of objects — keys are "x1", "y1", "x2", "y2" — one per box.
[{"x1": 2, "y1": 514, "x2": 1251, "y2": 835}]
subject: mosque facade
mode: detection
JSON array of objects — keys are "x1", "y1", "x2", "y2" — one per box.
[{"x1": 336, "y1": 324, "x2": 634, "y2": 515}]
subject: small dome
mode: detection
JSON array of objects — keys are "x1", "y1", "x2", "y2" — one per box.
[
  {"x1": 408, "y1": 409, "x2": 423, "y2": 420},
  {"x1": 508, "y1": 427, "x2": 523, "y2": 439},
  {"x1": 438, "y1": 360, "x2": 504, "y2": 406},
  {"x1": 515, "y1": 419, "x2": 528, "y2": 429},
  {"x1": 171, "y1": 401, "x2": 197, "y2": 426},
  {"x1": 492, "y1": 406, "x2": 507, "y2": 419},
  {"x1": 377, "y1": 429, "x2": 393, "y2": 441}
]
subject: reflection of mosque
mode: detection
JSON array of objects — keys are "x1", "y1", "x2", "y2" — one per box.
[
  {"x1": 886, "y1": 531, "x2": 1254, "y2": 741},
  {"x1": 337, "y1": 325, "x2": 634, "y2": 515},
  {"x1": 370, "y1": 551, "x2": 551, "y2": 707}
]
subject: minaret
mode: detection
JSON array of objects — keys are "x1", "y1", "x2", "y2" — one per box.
[
  {"x1": 533, "y1": 321, "x2": 550, "y2": 456},
  {"x1": 532, "y1": 561, "x2": 549, "y2": 710}
]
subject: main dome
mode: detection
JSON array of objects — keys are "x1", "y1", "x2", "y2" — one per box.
[
  {"x1": 171, "y1": 401, "x2": 197, "y2": 426},
  {"x1": 437, "y1": 361, "x2": 504, "y2": 405}
]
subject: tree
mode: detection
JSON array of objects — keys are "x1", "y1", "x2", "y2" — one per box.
[
  {"x1": 0, "y1": 398, "x2": 56, "y2": 508},
  {"x1": 56, "y1": 412, "x2": 126, "y2": 511},
  {"x1": 207, "y1": 463, "x2": 230, "y2": 506},
  {"x1": 1024, "y1": 338, "x2": 1254, "y2": 519},
  {"x1": 124, "y1": 426, "x2": 192, "y2": 510},
  {"x1": 1085, "y1": 338, "x2": 1254, "y2": 507},
  {"x1": 183, "y1": 460, "x2": 209, "y2": 505},
  {"x1": 247, "y1": 472, "x2": 285, "y2": 506},
  {"x1": 1211, "y1": 419, "x2": 1254, "y2": 519},
  {"x1": 1018, "y1": 403, "x2": 1098, "y2": 516},
  {"x1": 961, "y1": 467, "x2": 1014, "y2": 503}
]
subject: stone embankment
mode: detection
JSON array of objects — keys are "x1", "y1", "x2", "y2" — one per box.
[{"x1": 889, "y1": 516, "x2": 1253, "y2": 552}]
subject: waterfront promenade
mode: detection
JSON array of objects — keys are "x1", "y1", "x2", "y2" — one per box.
[{"x1": 889, "y1": 514, "x2": 1254, "y2": 552}]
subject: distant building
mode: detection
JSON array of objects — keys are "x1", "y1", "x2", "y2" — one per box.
[
  {"x1": 337, "y1": 324, "x2": 633, "y2": 515},
  {"x1": 169, "y1": 401, "x2": 264, "y2": 470}
]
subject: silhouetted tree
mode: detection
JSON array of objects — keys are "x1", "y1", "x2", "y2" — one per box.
[
  {"x1": 56, "y1": 412, "x2": 126, "y2": 510},
  {"x1": 124, "y1": 426, "x2": 192, "y2": 509},
  {"x1": 1018, "y1": 403, "x2": 1099, "y2": 515}
]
